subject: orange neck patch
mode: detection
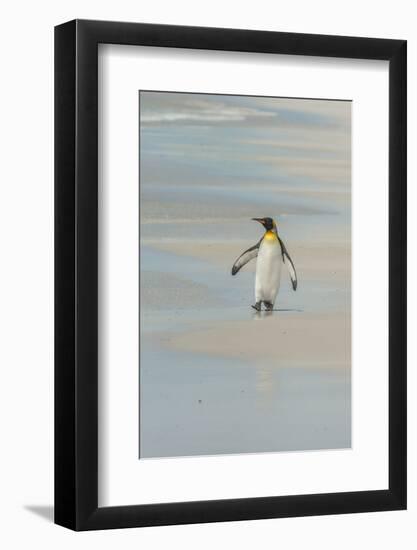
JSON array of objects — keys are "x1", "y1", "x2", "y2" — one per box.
[{"x1": 264, "y1": 230, "x2": 278, "y2": 241}]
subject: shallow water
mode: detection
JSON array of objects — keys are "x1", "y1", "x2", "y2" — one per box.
[
  {"x1": 140, "y1": 345, "x2": 351, "y2": 458},
  {"x1": 141, "y1": 245, "x2": 348, "y2": 317},
  {"x1": 140, "y1": 244, "x2": 351, "y2": 458}
]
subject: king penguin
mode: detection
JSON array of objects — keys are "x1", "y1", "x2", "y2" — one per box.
[{"x1": 231, "y1": 217, "x2": 297, "y2": 311}]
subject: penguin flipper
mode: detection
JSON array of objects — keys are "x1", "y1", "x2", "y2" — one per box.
[
  {"x1": 278, "y1": 237, "x2": 297, "y2": 290},
  {"x1": 231, "y1": 240, "x2": 261, "y2": 275}
]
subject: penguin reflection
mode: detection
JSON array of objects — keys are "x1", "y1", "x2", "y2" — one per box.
[{"x1": 231, "y1": 217, "x2": 297, "y2": 311}]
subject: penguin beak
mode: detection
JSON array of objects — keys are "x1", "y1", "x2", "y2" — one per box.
[{"x1": 252, "y1": 218, "x2": 266, "y2": 227}]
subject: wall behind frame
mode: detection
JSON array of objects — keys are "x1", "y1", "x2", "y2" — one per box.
[{"x1": 0, "y1": 1, "x2": 414, "y2": 549}]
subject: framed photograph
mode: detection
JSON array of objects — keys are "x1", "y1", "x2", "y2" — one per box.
[{"x1": 55, "y1": 19, "x2": 406, "y2": 530}]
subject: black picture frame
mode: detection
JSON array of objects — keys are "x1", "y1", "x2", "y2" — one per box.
[{"x1": 55, "y1": 19, "x2": 407, "y2": 531}]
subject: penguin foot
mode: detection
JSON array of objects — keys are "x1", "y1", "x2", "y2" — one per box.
[
  {"x1": 263, "y1": 301, "x2": 274, "y2": 311},
  {"x1": 251, "y1": 302, "x2": 262, "y2": 311}
]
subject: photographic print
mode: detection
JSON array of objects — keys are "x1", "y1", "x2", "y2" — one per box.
[{"x1": 139, "y1": 91, "x2": 351, "y2": 459}]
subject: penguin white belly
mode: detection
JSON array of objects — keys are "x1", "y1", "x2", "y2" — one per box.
[{"x1": 255, "y1": 237, "x2": 282, "y2": 305}]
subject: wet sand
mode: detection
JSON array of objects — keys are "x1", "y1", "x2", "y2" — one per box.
[
  {"x1": 140, "y1": 236, "x2": 351, "y2": 458},
  {"x1": 147, "y1": 238, "x2": 350, "y2": 365},
  {"x1": 167, "y1": 311, "x2": 350, "y2": 368}
]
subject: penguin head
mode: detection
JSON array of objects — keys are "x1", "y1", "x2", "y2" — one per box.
[{"x1": 252, "y1": 217, "x2": 276, "y2": 232}]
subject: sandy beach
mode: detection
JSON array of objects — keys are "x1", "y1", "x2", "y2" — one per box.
[
  {"x1": 167, "y1": 311, "x2": 350, "y2": 367},
  {"x1": 149, "y1": 239, "x2": 350, "y2": 282},
  {"x1": 146, "y1": 238, "x2": 350, "y2": 365}
]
